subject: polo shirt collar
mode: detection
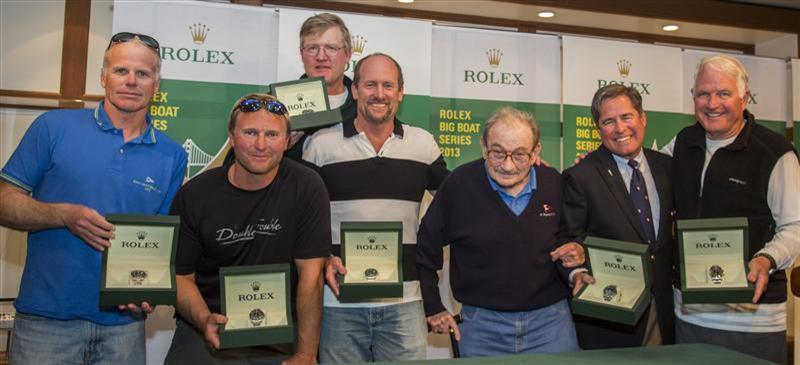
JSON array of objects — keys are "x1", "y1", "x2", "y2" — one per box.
[
  {"x1": 94, "y1": 101, "x2": 157, "y2": 144},
  {"x1": 342, "y1": 117, "x2": 405, "y2": 138}
]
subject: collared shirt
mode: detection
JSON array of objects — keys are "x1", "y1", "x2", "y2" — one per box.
[
  {"x1": 0, "y1": 101, "x2": 187, "y2": 325},
  {"x1": 303, "y1": 117, "x2": 449, "y2": 308},
  {"x1": 487, "y1": 166, "x2": 537, "y2": 216},
  {"x1": 611, "y1": 150, "x2": 661, "y2": 235}
]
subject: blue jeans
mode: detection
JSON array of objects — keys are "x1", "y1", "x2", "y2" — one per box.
[
  {"x1": 319, "y1": 301, "x2": 427, "y2": 363},
  {"x1": 10, "y1": 311, "x2": 145, "y2": 364},
  {"x1": 459, "y1": 299, "x2": 579, "y2": 357}
]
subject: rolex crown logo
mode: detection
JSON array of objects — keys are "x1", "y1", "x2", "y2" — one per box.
[
  {"x1": 351, "y1": 35, "x2": 367, "y2": 56},
  {"x1": 368, "y1": 236, "x2": 377, "y2": 244},
  {"x1": 709, "y1": 234, "x2": 718, "y2": 242},
  {"x1": 296, "y1": 93, "x2": 304, "y2": 102},
  {"x1": 251, "y1": 281, "x2": 261, "y2": 292},
  {"x1": 486, "y1": 48, "x2": 503, "y2": 68},
  {"x1": 615, "y1": 255, "x2": 623, "y2": 263},
  {"x1": 617, "y1": 59, "x2": 631, "y2": 78},
  {"x1": 136, "y1": 231, "x2": 147, "y2": 240},
  {"x1": 189, "y1": 23, "x2": 210, "y2": 45}
]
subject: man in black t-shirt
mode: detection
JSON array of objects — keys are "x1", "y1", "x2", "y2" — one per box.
[{"x1": 164, "y1": 93, "x2": 331, "y2": 365}]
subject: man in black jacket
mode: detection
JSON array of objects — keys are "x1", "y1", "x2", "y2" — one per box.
[
  {"x1": 668, "y1": 54, "x2": 799, "y2": 365},
  {"x1": 561, "y1": 84, "x2": 676, "y2": 349}
]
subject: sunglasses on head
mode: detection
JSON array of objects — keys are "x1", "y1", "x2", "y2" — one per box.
[
  {"x1": 107, "y1": 32, "x2": 160, "y2": 51},
  {"x1": 238, "y1": 98, "x2": 288, "y2": 115}
]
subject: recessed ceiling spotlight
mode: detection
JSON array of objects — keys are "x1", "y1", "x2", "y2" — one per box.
[
  {"x1": 662, "y1": 24, "x2": 679, "y2": 32},
  {"x1": 398, "y1": 0, "x2": 414, "y2": 3},
  {"x1": 538, "y1": 11, "x2": 555, "y2": 18}
]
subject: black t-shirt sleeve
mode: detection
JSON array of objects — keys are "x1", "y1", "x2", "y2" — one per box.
[
  {"x1": 293, "y1": 170, "x2": 332, "y2": 259},
  {"x1": 171, "y1": 186, "x2": 203, "y2": 275}
]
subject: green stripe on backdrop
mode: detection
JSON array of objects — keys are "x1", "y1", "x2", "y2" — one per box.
[
  {"x1": 397, "y1": 94, "x2": 430, "y2": 131},
  {"x1": 754, "y1": 119, "x2": 787, "y2": 136},
  {"x1": 153, "y1": 79, "x2": 269, "y2": 179},
  {"x1": 428, "y1": 98, "x2": 560, "y2": 170},
  {"x1": 795, "y1": 121, "x2": 799, "y2": 147}
]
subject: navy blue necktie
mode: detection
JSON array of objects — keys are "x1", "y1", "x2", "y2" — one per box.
[{"x1": 628, "y1": 159, "x2": 657, "y2": 250}]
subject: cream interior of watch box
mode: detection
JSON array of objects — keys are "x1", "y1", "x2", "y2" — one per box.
[
  {"x1": 344, "y1": 259, "x2": 399, "y2": 283},
  {"x1": 343, "y1": 230, "x2": 399, "y2": 283},
  {"x1": 273, "y1": 79, "x2": 328, "y2": 116},
  {"x1": 105, "y1": 263, "x2": 171, "y2": 288},
  {"x1": 577, "y1": 248, "x2": 646, "y2": 309},
  {"x1": 224, "y1": 272, "x2": 288, "y2": 330},
  {"x1": 105, "y1": 225, "x2": 174, "y2": 288},
  {"x1": 682, "y1": 229, "x2": 748, "y2": 289}
]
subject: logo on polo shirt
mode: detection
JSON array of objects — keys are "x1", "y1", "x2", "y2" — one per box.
[
  {"x1": 132, "y1": 176, "x2": 162, "y2": 194},
  {"x1": 539, "y1": 203, "x2": 556, "y2": 217}
]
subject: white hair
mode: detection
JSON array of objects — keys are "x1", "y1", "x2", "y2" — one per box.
[{"x1": 694, "y1": 55, "x2": 749, "y2": 98}]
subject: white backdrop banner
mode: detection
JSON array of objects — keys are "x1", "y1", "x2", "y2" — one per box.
[
  {"x1": 431, "y1": 26, "x2": 561, "y2": 168},
  {"x1": 431, "y1": 26, "x2": 560, "y2": 103},
  {"x1": 563, "y1": 36, "x2": 684, "y2": 112},
  {"x1": 113, "y1": 0, "x2": 277, "y2": 179},
  {"x1": 562, "y1": 36, "x2": 685, "y2": 157},
  {"x1": 114, "y1": 1, "x2": 277, "y2": 84}
]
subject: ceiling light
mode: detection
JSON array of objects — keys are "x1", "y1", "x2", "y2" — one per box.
[
  {"x1": 538, "y1": 11, "x2": 555, "y2": 18},
  {"x1": 398, "y1": 0, "x2": 414, "y2": 3},
  {"x1": 662, "y1": 24, "x2": 679, "y2": 32}
]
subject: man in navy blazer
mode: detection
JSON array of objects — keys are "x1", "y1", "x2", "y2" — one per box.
[{"x1": 561, "y1": 84, "x2": 676, "y2": 349}]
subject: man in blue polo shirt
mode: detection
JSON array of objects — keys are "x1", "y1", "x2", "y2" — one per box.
[{"x1": 0, "y1": 32, "x2": 187, "y2": 364}]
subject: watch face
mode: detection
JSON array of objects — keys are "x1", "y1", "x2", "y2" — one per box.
[
  {"x1": 130, "y1": 269, "x2": 148, "y2": 285},
  {"x1": 708, "y1": 265, "x2": 725, "y2": 284},
  {"x1": 602, "y1": 285, "x2": 618, "y2": 302},
  {"x1": 249, "y1": 308, "x2": 265, "y2": 327},
  {"x1": 364, "y1": 268, "x2": 379, "y2": 281}
]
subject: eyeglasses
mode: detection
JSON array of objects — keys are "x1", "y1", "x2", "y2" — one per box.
[
  {"x1": 487, "y1": 149, "x2": 532, "y2": 165},
  {"x1": 301, "y1": 44, "x2": 345, "y2": 57},
  {"x1": 238, "y1": 98, "x2": 288, "y2": 116},
  {"x1": 107, "y1": 32, "x2": 160, "y2": 51}
]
